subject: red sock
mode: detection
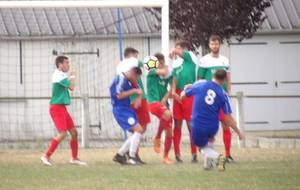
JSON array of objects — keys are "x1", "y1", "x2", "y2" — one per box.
[
  {"x1": 187, "y1": 123, "x2": 197, "y2": 155},
  {"x1": 155, "y1": 120, "x2": 165, "y2": 139},
  {"x1": 70, "y1": 139, "x2": 78, "y2": 160},
  {"x1": 223, "y1": 127, "x2": 232, "y2": 157},
  {"x1": 173, "y1": 126, "x2": 181, "y2": 156},
  {"x1": 46, "y1": 139, "x2": 59, "y2": 158},
  {"x1": 164, "y1": 135, "x2": 172, "y2": 156}
]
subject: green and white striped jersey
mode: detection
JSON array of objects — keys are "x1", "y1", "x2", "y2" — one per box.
[
  {"x1": 50, "y1": 69, "x2": 71, "y2": 105},
  {"x1": 197, "y1": 54, "x2": 230, "y2": 91}
]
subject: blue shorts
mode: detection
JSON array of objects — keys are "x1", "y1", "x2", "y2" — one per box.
[
  {"x1": 191, "y1": 123, "x2": 219, "y2": 148},
  {"x1": 112, "y1": 106, "x2": 138, "y2": 131}
]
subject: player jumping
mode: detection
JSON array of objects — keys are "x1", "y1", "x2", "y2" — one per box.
[
  {"x1": 147, "y1": 53, "x2": 174, "y2": 165},
  {"x1": 41, "y1": 55, "x2": 86, "y2": 166},
  {"x1": 198, "y1": 35, "x2": 234, "y2": 163},
  {"x1": 117, "y1": 47, "x2": 151, "y2": 164},
  {"x1": 180, "y1": 70, "x2": 244, "y2": 171},
  {"x1": 111, "y1": 57, "x2": 144, "y2": 165},
  {"x1": 169, "y1": 41, "x2": 198, "y2": 163}
]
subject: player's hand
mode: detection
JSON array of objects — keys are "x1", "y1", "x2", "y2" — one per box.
[
  {"x1": 173, "y1": 94, "x2": 182, "y2": 104},
  {"x1": 135, "y1": 89, "x2": 143, "y2": 96},
  {"x1": 132, "y1": 97, "x2": 142, "y2": 109},
  {"x1": 69, "y1": 71, "x2": 76, "y2": 79},
  {"x1": 169, "y1": 48, "x2": 175, "y2": 59},
  {"x1": 161, "y1": 98, "x2": 167, "y2": 106},
  {"x1": 184, "y1": 84, "x2": 192, "y2": 90},
  {"x1": 238, "y1": 132, "x2": 245, "y2": 140}
]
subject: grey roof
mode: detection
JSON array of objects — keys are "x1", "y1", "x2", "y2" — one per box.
[
  {"x1": 260, "y1": 0, "x2": 300, "y2": 33},
  {"x1": 0, "y1": 7, "x2": 160, "y2": 39},
  {"x1": 0, "y1": 0, "x2": 299, "y2": 39}
]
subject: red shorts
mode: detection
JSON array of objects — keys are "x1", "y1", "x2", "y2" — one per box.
[
  {"x1": 173, "y1": 89, "x2": 194, "y2": 121},
  {"x1": 219, "y1": 108, "x2": 225, "y2": 121},
  {"x1": 149, "y1": 102, "x2": 169, "y2": 119},
  {"x1": 131, "y1": 99, "x2": 151, "y2": 127},
  {"x1": 49, "y1": 105, "x2": 75, "y2": 132}
]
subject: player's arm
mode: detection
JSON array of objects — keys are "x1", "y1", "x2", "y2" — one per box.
[
  {"x1": 148, "y1": 67, "x2": 168, "y2": 77},
  {"x1": 161, "y1": 90, "x2": 171, "y2": 106},
  {"x1": 117, "y1": 88, "x2": 142, "y2": 100},
  {"x1": 171, "y1": 76, "x2": 181, "y2": 103},
  {"x1": 223, "y1": 114, "x2": 244, "y2": 140},
  {"x1": 222, "y1": 94, "x2": 244, "y2": 140},
  {"x1": 68, "y1": 71, "x2": 76, "y2": 91},
  {"x1": 226, "y1": 72, "x2": 231, "y2": 95}
]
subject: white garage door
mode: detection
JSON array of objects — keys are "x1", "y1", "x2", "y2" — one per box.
[{"x1": 229, "y1": 35, "x2": 300, "y2": 131}]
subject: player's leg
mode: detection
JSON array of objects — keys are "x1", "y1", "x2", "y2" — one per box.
[
  {"x1": 161, "y1": 109, "x2": 174, "y2": 165},
  {"x1": 127, "y1": 124, "x2": 144, "y2": 165},
  {"x1": 173, "y1": 119, "x2": 183, "y2": 162},
  {"x1": 68, "y1": 128, "x2": 87, "y2": 165},
  {"x1": 220, "y1": 109, "x2": 233, "y2": 162},
  {"x1": 173, "y1": 97, "x2": 184, "y2": 162},
  {"x1": 134, "y1": 99, "x2": 150, "y2": 164},
  {"x1": 186, "y1": 120, "x2": 198, "y2": 163},
  {"x1": 41, "y1": 105, "x2": 68, "y2": 166},
  {"x1": 183, "y1": 95, "x2": 198, "y2": 163},
  {"x1": 149, "y1": 102, "x2": 168, "y2": 154}
]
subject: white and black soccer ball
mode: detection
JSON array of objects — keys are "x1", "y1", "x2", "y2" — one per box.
[{"x1": 143, "y1": 56, "x2": 159, "y2": 70}]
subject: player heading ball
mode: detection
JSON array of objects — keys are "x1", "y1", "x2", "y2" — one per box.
[{"x1": 110, "y1": 57, "x2": 145, "y2": 165}]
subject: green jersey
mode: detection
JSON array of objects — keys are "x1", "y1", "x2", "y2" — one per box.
[
  {"x1": 50, "y1": 69, "x2": 71, "y2": 105},
  {"x1": 197, "y1": 54, "x2": 230, "y2": 91},
  {"x1": 129, "y1": 60, "x2": 147, "y2": 103},
  {"x1": 172, "y1": 51, "x2": 198, "y2": 90},
  {"x1": 146, "y1": 69, "x2": 171, "y2": 104}
]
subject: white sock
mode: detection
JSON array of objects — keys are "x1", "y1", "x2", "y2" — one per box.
[
  {"x1": 129, "y1": 132, "x2": 141, "y2": 158},
  {"x1": 118, "y1": 136, "x2": 132, "y2": 156},
  {"x1": 201, "y1": 146, "x2": 219, "y2": 159}
]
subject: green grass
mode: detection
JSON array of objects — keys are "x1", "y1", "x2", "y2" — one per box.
[{"x1": 0, "y1": 147, "x2": 300, "y2": 190}]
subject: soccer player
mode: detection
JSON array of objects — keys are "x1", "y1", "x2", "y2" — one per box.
[
  {"x1": 41, "y1": 55, "x2": 86, "y2": 166},
  {"x1": 197, "y1": 34, "x2": 234, "y2": 163},
  {"x1": 147, "y1": 53, "x2": 174, "y2": 165},
  {"x1": 169, "y1": 41, "x2": 198, "y2": 163},
  {"x1": 180, "y1": 70, "x2": 243, "y2": 171},
  {"x1": 111, "y1": 57, "x2": 145, "y2": 165},
  {"x1": 116, "y1": 47, "x2": 151, "y2": 164}
]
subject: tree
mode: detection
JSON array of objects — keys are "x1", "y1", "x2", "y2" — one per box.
[{"x1": 148, "y1": 0, "x2": 271, "y2": 51}]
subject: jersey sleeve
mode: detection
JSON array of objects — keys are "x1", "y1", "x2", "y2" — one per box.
[
  {"x1": 182, "y1": 51, "x2": 193, "y2": 63},
  {"x1": 222, "y1": 93, "x2": 232, "y2": 114},
  {"x1": 147, "y1": 68, "x2": 157, "y2": 76},
  {"x1": 197, "y1": 66, "x2": 207, "y2": 79},
  {"x1": 59, "y1": 78, "x2": 71, "y2": 88},
  {"x1": 116, "y1": 75, "x2": 127, "y2": 94},
  {"x1": 185, "y1": 80, "x2": 205, "y2": 97}
]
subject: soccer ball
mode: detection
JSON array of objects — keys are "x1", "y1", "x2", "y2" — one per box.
[{"x1": 143, "y1": 56, "x2": 159, "y2": 70}]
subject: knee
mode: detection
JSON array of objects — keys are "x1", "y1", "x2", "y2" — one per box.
[
  {"x1": 70, "y1": 130, "x2": 78, "y2": 139},
  {"x1": 162, "y1": 110, "x2": 172, "y2": 121},
  {"x1": 57, "y1": 132, "x2": 67, "y2": 142}
]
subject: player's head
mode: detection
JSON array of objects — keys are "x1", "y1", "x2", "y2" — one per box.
[
  {"x1": 175, "y1": 41, "x2": 189, "y2": 51},
  {"x1": 55, "y1": 55, "x2": 69, "y2": 72},
  {"x1": 122, "y1": 57, "x2": 141, "y2": 82},
  {"x1": 213, "y1": 69, "x2": 227, "y2": 85},
  {"x1": 124, "y1": 47, "x2": 139, "y2": 58},
  {"x1": 154, "y1": 52, "x2": 165, "y2": 68},
  {"x1": 209, "y1": 34, "x2": 222, "y2": 54}
]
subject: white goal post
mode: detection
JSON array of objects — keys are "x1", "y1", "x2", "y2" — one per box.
[{"x1": 0, "y1": 0, "x2": 170, "y2": 58}]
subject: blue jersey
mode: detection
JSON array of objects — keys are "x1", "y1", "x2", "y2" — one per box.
[
  {"x1": 185, "y1": 80, "x2": 232, "y2": 129},
  {"x1": 110, "y1": 74, "x2": 133, "y2": 107}
]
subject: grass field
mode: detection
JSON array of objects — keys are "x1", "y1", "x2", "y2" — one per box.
[{"x1": 0, "y1": 146, "x2": 300, "y2": 190}]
